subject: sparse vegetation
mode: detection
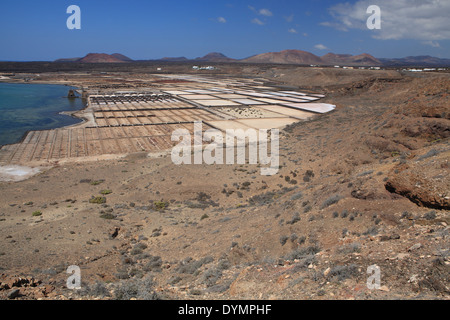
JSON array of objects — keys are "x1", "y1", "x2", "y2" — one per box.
[
  {"x1": 328, "y1": 264, "x2": 359, "y2": 281},
  {"x1": 320, "y1": 194, "x2": 343, "y2": 209},
  {"x1": 89, "y1": 196, "x2": 106, "y2": 204},
  {"x1": 336, "y1": 243, "x2": 361, "y2": 254},
  {"x1": 284, "y1": 245, "x2": 321, "y2": 261},
  {"x1": 100, "y1": 212, "x2": 115, "y2": 219},
  {"x1": 153, "y1": 201, "x2": 168, "y2": 211},
  {"x1": 90, "y1": 180, "x2": 105, "y2": 186},
  {"x1": 113, "y1": 276, "x2": 160, "y2": 300}
]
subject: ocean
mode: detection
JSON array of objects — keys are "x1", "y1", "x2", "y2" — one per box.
[{"x1": 0, "y1": 83, "x2": 85, "y2": 146}]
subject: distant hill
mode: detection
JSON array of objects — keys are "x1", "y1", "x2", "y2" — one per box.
[
  {"x1": 55, "y1": 53, "x2": 131, "y2": 63},
  {"x1": 79, "y1": 53, "x2": 128, "y2": 63},
  {"x1": 379, "y1": 55, "x2": 450, "y2": 67},
  {"x1": 321, "y1": 53, "x2": 382, "y2": 66},
  {"x1": 159, "y1": 57, "x2": 189, "y2": 62},
  {"x1": 111, "y1": 53, "x2": 133, "y2": 62},
  {"x1": 242, "y1": 50, "x2": 381, "y2": 66},
  {"x1": 195, "y1": 52, "x2": 236, "y2": 62},
  {"x1": 53, "y1": 51, "x2": 449, "y2": 67},
  {"x1": 54, "y1": 57, "x2": 82, "y2": 63},
  {"x1": 242, "y1": 50, "x2": 323, "y2": 65}
]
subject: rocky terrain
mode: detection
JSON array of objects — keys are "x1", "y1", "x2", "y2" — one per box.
[{"x1": 0, "y1": 68, "x2": 448, "y2": 300}]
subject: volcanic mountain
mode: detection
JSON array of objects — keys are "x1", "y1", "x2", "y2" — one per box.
[
  {"x1": 322, "y1": 53, "x2": 382, "y2": 66},
  {"x1": 78, "y1": 53, "x2": 129, "y2": 63},
  {"x1": 55, "y1": 53, "x2": 132, "y2": 63},
  {"x1": 110, "y1": 53, "x2": 134, "y2": 62},
  {"x1": 242, "y1": 50, "x2": 323, "y2": 65},
  {"x1": 195, "y1": 52, "x2": 236, "y2": 62},
  {"x1": 241, "y1": 50, "x2": 382, "y2": 66},
  {"x1": 379, "y1": 55, "x2": 450, "y2": 67}
]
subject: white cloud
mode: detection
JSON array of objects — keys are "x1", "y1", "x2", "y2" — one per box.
[
  {"x1": 251, "y1": 18, "x2": 265, "y2": 26},
  {"x1": 284, "y1": 14, "x2": 294, "y2": 22},
  {"x1": 259, "y1": 9, "x2": 273, "y2": 17},
  {"x1": 249, "y1": 6, "x2": 273, "y2": 17},
  {"x1": 288, "y1": 28, "x2": 298, "y2": 34},
  {"x1": 217, "y1": 17, "x2": 227, "y2": 23},
  {"x1": 322, "y1": 0, "x2": 450, "y2": 40},
  {"x1": 422, "y1": 40, "x2": 440, "y2": 48},
  {"x1": 314, "y1": 44, "x2": 329, "y2": 50}
]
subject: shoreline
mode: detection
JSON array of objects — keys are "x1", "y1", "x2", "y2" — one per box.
[{"x1": 0, "y1": 81, "x2": 87, "y2": 149}]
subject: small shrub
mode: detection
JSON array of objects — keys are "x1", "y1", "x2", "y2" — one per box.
[
  {"x1": 130, "y1": 248, "x2": 143, "y2": 255},
  {"x1": 320, "y1": 195, "x2": 343, "y2": 209},
  {"x1": 143, "y1": 256, "x2": 163, "y2": 273},
  {"x1": 401, "y1": 211, "x2": 412, "y2": 219},
  {"x1": 279, "y1": 236, "x2": 289, "y2": 246},
  {"x1": 100, "y1": 190, "x2": 112, "y2": 195},
  {"x1": 100, "y1": 213, "x2": 116, "y2": 219},
  {"x1": 153, "y1": 201, "x2": 168, "y2": 211},
  {"x1": 202, "y1": 268, "x2": 223, "y2": 287},
  {"x1": 175, "y1": 256, "x2": 214, "y2": 274},
  {"x1": 290, "y1": 192, "x2": 303, "y2": 201},
  {"x1": 81, "y1": 281, "x2": 110, "y2": 298},
  {"x1": 90, "y1": 180, "x2": 105, "y2": 186},
  {"x1": 89, "y1": 196, "x2": 106, "y2": 204},
  {"x1": 424, "y1": 211, "x2": 436, "y2": 220},
  {"x1": 297, "y1": 236, "x2": 306, "y2": 245},
  {"x1": 417, "y1": 149, "x2": 440, "y2": 161},
  {"x1": 337, "y1": 243, "x2": 361, "y2": 255},
  {"x1": 32, "y1": 211, "x2": 42, "y2": 217},
  {"x1": 286, "y1": 212, "x2": 301, "y2": 225},
  {"x1": 363, "y1": 226, "x2": 378, "y2": 236},
  {"x1": 200, "y1": 214, "x2": 209, "y2": 220},
  {"x1": 328, "y1": 264, "x2": 359, "y2": 281},
  {"x1": 284, "y1": 245, "x2": 321, "y2": 261},
  {"x1": 303, "y1": 170, "x2": 315, "y2": 182},
  {"x1": 113, "y1": 276, "x2": 159, "y2": 300}
]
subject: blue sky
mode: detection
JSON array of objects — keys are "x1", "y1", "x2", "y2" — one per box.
[{"x1": 0, "y1": 0, "x2": 449, "y2": 61}]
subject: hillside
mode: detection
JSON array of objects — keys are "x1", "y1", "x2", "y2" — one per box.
[
  {"x1": 0, "y1": 69, "x2": 448, "y2": 300},
  {"x1": 55, "y1": 53, "x2": 132, "y2": 63},
  {"x1": 322, "y1": 53, "x2": 382, "y2": 66},
  {"x1": 195, "y1": 52, "x2": 237, "y2": 63},
  {"x1": 242, "y1": 49, "x2": 323, "y2": 65},
  {"x1": 111, "y1": 53, "x2": 133, "y2": 62},
  {"x1": 79, "y1": 53, "x2": 129, "y2": 63}
]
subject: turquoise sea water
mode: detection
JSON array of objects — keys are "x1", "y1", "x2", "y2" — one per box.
[{"x1": 0, "y1": 83, "x2": 85, "y2": 146}]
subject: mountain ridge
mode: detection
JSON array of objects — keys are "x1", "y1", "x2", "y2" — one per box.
[{"x1": 54, "y1": 51, "x2": 450, "y2": 67}]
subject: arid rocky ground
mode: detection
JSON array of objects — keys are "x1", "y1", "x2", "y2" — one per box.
[{"x1": 0, "y1": 66, "x2": 448, "y2": 300}]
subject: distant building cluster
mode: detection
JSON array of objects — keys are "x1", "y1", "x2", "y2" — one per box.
[
  {"x1": 329, "y1": 65, "x2": 381, "y2": 70},
  {"x1": 192, "y1": 66, "x2": 216, "y2": 70},
  {"x1": 402, "y1": 68, "x2": 447, "y2": 72}
]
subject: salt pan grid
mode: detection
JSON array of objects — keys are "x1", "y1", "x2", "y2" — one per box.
[{"x1": 0, "y1": 74, "x2": 335, "y2": 165}]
